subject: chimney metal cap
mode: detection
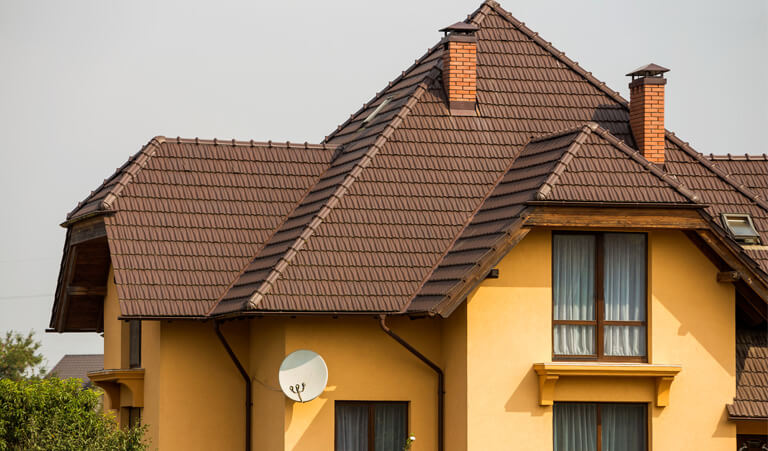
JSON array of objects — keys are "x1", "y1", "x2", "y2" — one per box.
[
  {"x1": 626, "y1": 63, "x2": 670, "y2": 79},
  {"x1": 439, "y1": 22, "x2": 479, "y2": 36}
]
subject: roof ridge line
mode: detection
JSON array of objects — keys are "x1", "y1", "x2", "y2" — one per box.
[
  {"x1": 245, "y1": 68, "x2": 441, "y2": 311},
  {"x1": 401, "y1": 134, "x2": 535, "y2": 315},
  {"x1": 536, "y1": 123, "x2": 596, "y2": 200},
  {"x1": 707, "y1": 153, "x2": 768, "y2": 161},
  {"x1": 173, "y1": 137, "x2": 337, "y2": 151},
  {"x1": 203, "y1": 149, "x2": 336, "y2": 318},
  {"x1": 484, "y1": 1, "x2": 628, "y2": 108},
  {"x1": 589, "y1": 126, "x2": 702, "y2": 204},
  {"x1": 529, "y1": 124, "x2": 593, "y2": 144},
  {"x1": 323, "y1": 47, "x2": 442, "y2": 144},
  {"x1": 99, "y1": 136, "x2": 166, "y2": 213},
  {"x1": 666, "y1": 131, "x2": 768, "y2": 211},
  {"x1": 323, "y1": 3, "x2": 490, "y2": 144}
]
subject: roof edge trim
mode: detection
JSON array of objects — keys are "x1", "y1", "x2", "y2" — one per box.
[
  {"x1": 484, "y1": 0, "x2": 628, "y2": 108},
  {"x1": 590, "y1": 126, "x2": 701, "y2": 204},
  {"x1": 229, "y1": 68, "x2": 442, "y2": 315},
  {"x1": 536, "y1": 123, "x2": 595, "y2": 200},
  {"x1": 666, "y1": 131, "x2": 768, "y2": 211}
]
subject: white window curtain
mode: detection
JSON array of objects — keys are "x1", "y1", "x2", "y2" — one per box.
[
  {"x1": 555, "y1": 403, "x2": 646, "y2": 451},
  {"x1": 601, "y1": 404, "x2": 646, "y2": 451},
  {"x1": 374, "y1": 404, "x2": 407, "y2": 451},
  {"x1": 554, "y1": 403, "x2": 597, "y2": 451},
  {"x1": 553, "y1": 234, "x2": 595, "y2": 355},
  {"x1": 603, "y1": 233, "x2": 646, "y2": 357},
  {"x1": 335, "y1": 404, "x2": 368, "y2": 451}
]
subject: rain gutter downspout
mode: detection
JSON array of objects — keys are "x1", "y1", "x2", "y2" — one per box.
[
  {"x1": 378, "y1": 314, "x2": 444, "y2": 451},
  {"x1": 214, "y1": 321, "x2": 252, "y2": 451}
]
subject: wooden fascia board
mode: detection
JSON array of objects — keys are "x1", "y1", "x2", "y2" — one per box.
[
  {"x1": 693, "y1": 229, "x2": 768, "y2": 303},
  {"x1": 525, "y1": 206, "x2": 709, "y2": 230},
  {"x1": 69, "y1": 217, "x2": 107, "y2": 246},
  {"x1": 533, "y1": 363, "x2": 682, "y2": 407}
]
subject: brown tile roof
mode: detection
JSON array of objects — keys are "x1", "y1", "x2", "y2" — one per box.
[
  {"x1": 410, "y1": 123, "x2": 701, "y2": 316},
  {"x1": 209, "y1": 1, "x2": 648, "y2": 316},
  {"x1": 71, "y1": 138, "x2": 336, "y2": 317},
  {"x1": 663, "y1": 141, "x2": 768, "y2": 277},
  {"x1": 728, "y1": 328, "x2": 768, "y2": 419},
  {"x1": 47, "y1": 354, "x2": 104, "y2": 387},
  {"x1": 56, "y1": 0, "x2": 768, "y2": 321},
  {"x1": 706, "y1": 154, "x2": 768, "y2": 201}
]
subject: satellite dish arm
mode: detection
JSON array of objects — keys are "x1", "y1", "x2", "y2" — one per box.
[
  {"x1": 379, "y1": 315, "x2": 444, "y2": 451},
  {"x1": 215, "y1": 321, "x2": 252, "y2": 451}
]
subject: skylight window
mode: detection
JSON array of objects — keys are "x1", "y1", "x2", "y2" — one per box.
[
  {"x1": 721, "y1": 213, "x2": 762, "y2": 245},
  {"x1": 361, "y1": 96, "x2": 392, "y2": 128}
]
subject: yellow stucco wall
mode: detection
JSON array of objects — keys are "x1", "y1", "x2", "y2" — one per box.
[
  {"x1": 463, "y1": 228, "x2": 736, "y2": 450},
  {"x1": 149, "y1": 320, "x2": 250, "y2": 451},
  {"x1": 251, "y1": 316, "x2": 441, "y2": 451},
  {"x1": 102, "y1": 228, "x2": 739, "y2": 450},
  {"x1": 103, "y1": 266, "x2": 127, "y2": 372}
]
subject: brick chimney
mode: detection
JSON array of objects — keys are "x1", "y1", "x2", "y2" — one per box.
[
  {"x1": 440, "y1": 22, "x2": 478, "y2": 116},
  {"x1": 627, "y1": 63, "x2": 670, "y2": 165}
]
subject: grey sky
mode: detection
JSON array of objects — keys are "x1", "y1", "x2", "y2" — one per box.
[{"x1": 1, "y1": 0, "x2": 765, "y2": 369}]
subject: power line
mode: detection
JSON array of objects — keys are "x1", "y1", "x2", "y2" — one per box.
[{"x1": 0, "y1": 294, "x2": 52, "y2": 300}]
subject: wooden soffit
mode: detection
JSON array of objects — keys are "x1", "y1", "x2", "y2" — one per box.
[
  {"x1": 533, "y1": 362, "x2": 682, "y2": 407},
  {"x1": 525, "y1": 205, "x2": 709, "y2": 230}
]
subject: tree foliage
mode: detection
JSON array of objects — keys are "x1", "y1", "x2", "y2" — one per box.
[
  {"x1": 0, "y1": 331, "x2": 45, "y2": 381},
  {"x1": 0, "y1": 378, "x2": 147, "y2": 451}
]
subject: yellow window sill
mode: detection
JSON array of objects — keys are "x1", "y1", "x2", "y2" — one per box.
[
  {"x1": 533, "y1": 362, "x2": 681, "y2": 407},
  {"x1": 88, "y1": 368, "x2": 145, "y2": 408}
]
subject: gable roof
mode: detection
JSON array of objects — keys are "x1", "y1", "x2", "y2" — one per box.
[
  {"x1": 209, "y1": 1, "x2": 650, "y2": 316},
  {"x1": 59, "y1": 138, "x2": 335, "y2": 319},
  {"x1": 409, "y1": 123, "x2": 702, "y2": 316},
  {"x1": 53, "y1": 0, "x2": 768, "y2": 324},
  {"x1": 47, "y1": 354, "x2": 103, "y2": 387}
]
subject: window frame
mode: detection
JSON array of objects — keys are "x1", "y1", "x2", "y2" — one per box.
[
  {"x1": 553, "y1": 402, "x2": 648, "y2": 451},
  {"x1": 551, "y1": 231, "x2": 649, "y2": 363},
  {"x1": 334, "y1": 400, "x2": 409, "y2": 451},
  {"x1": 128, "y1": 320, "x2": 142, "y2": 369},
  {"x1": 721, "y1": 213, "x2": 762, "y2": 244}
]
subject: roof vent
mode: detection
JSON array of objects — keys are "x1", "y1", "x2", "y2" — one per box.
[
  {"x1": 721, "y1": 213, "x2": 762, "y2": 245},
  {"x1": 361, "y1": 96, "x2": 392, "y2": 128}
]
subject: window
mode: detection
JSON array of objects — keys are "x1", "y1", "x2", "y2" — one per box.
[
  {"x1": 335, "y1": 401, "x2": 407, "y2": 451},
  {"x1": 554, "y1": 403, "x2": 647, "y2": 451},
  {"x1": 129, "y1": 320, "x2": 141, "y2": 369},
  {"x1": 722, "y1": 213, "x2": 761, "y2": 245},
  {"x1": 553, "y1": 232, "x2": 647, "y2": 361}
]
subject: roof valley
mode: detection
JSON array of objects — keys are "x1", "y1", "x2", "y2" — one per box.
[{"x1": 212, "y1": 68, "x2": 441, "y2": 315}]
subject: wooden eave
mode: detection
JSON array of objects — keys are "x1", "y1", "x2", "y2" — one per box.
[
  {"x1": 49, "y1": 217, "x2": 110, "y2": 333},
  {"x1": 524, "y1": 205, "x2": 710, "y2": 230}
]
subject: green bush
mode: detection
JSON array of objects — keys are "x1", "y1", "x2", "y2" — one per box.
[{"x1": 0, "y1": 378, "x2": 147, "y2": 451}]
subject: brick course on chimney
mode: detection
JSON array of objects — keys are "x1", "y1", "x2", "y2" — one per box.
[
  {"x1": 440, "y1": 22, "x2": 478, "y2": 116},
  {"x1": 627, "y1": 64, "x2": 669, "y2": 165}
]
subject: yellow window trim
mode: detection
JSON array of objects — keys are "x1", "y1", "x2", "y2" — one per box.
[{"x1": 533, "y1": 362, "x2": 681, "y2": 407}]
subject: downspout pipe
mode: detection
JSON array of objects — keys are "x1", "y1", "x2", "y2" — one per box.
[
  {"x1": 378, "y1": 315, "x2": 444, "y2": 451},
  {"x1": 214, "y1": 321, "x2": 252, "y2": 451}
]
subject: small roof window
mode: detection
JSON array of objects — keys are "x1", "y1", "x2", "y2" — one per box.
[
  {"x1": 721, "y1": 213, "x2": 762, "y2": 245},
  {"x1": 361, "y1": 96, "x2": 392, "y2": 128}
]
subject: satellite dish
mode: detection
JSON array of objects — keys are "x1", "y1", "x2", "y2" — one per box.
[{"x1": 278, "y1": 350, "x2": 328, "y2": 403}]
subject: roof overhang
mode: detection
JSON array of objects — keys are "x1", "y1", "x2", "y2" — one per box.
[{"x1": 49, "y1": 217, "x2": 111, "y2": 333}]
